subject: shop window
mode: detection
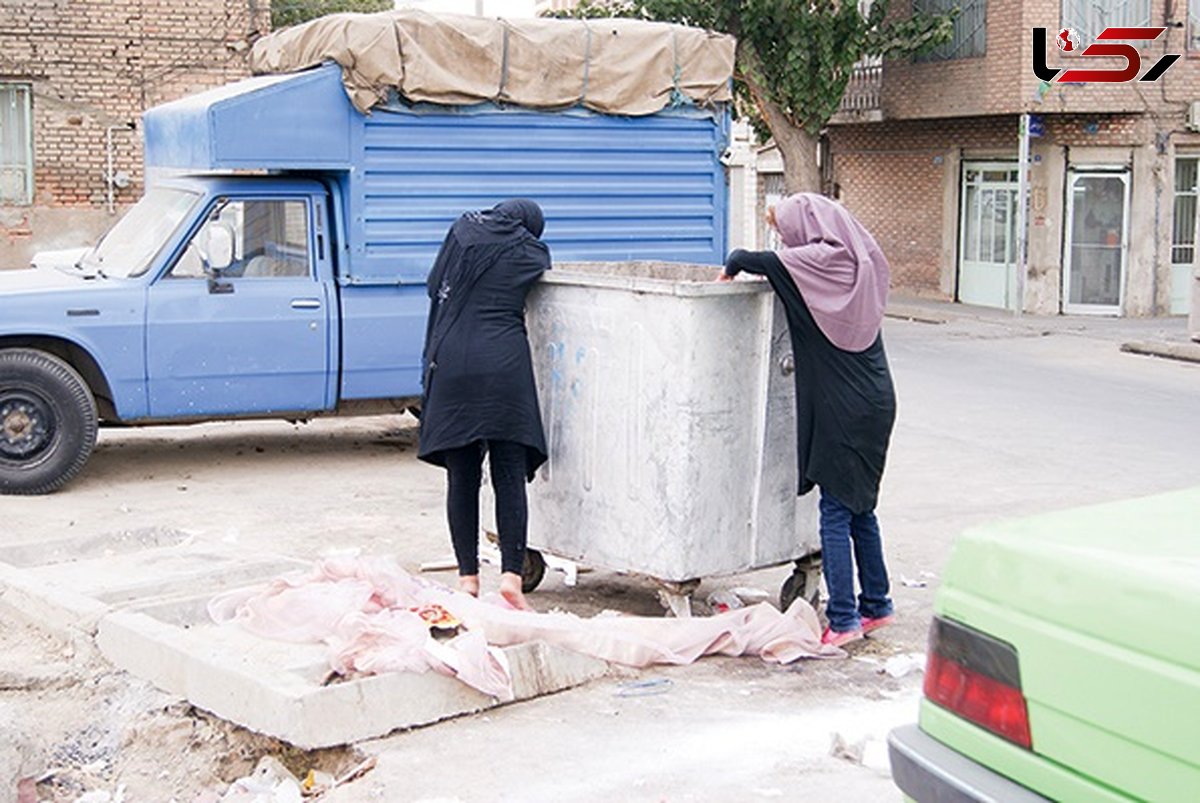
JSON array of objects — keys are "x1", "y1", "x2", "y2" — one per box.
[
  {"x1": 913, "y1": 0, "x2": 987, "y2": 61},
  {"x1": 0, "y1": 83, "x2": 33, "y2": 205}
]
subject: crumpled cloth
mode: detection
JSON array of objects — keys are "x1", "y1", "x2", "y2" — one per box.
[{"x1": 208, "y1": 556, "x2": 836, "y2": 701}]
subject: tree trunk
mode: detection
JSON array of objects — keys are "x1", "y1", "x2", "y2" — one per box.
[
  {"x1": 776, "y1": 124, "x2": 821, "y2": 194},
  {"x1": 740, "y1": 68, "x2": 822, "y2": 193}
]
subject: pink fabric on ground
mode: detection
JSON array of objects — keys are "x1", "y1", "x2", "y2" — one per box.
[{"x1": 209, "y1": 557, "x2": 836, "y2": 701}]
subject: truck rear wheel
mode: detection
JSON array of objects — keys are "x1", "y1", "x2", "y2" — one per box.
[{"x1": 0, "y1": 349, "x2": 98, "y2": 495}]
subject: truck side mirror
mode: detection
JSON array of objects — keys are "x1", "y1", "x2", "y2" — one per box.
[
  {"x1": 204, "y1": 222, "x2": 236, "y2": 295},
  {"x1": 206, "y1": 223, "x2": 235, "y2": 272}
]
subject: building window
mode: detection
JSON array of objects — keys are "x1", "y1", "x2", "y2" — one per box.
[
  {"x1": 0, "y1": 83, "x2": 33, "y2": 205},
  {"x1": 1173, "y1": 158, "x2": 1198, "y2": 267},
  {"x1": 1061, "y1": 0, "x2": 1151, "y2": 48},
  {"x1": 913, "y1": 0, "x2": 987, "y2": 62},
  {"x1": 1190, "y1": 0, "x2": 1200, "y2": 51}
]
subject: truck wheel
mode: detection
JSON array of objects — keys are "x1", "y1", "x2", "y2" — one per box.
[
  {"x1": 0, "y1": 349, "x2": 98, "y2": 495},
  {"x1": 522, "y1": 548, "x2": 546, "y2": 593}
]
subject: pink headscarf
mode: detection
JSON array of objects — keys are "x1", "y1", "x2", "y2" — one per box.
[{"x1": 773, "y1": 193, "x2": 890, "y2": 353}]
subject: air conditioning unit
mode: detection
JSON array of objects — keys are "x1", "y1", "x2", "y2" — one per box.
[{"x1": 1188, "y1": 100, "x2": 1200, "y2": 133}]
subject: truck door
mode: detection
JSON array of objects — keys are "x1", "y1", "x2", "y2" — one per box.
[{"x1": 145, "y1": 196, "x2": 331, "y2": 417}]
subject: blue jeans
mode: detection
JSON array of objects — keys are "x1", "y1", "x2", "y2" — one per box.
[{"x1": 818, "y1": 488, "x2": 893, "y2": 633}]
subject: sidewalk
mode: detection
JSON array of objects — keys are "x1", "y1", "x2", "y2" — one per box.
[{"x1": 886, "y1": 294, "x2": 1200, "y2": 363}]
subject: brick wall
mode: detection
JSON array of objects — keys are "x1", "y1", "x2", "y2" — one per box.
[
  {"x1": 0, "y1": 0, "x2": 269, "y2": 265},
  {"x1": 880, "y1": 0, "x2": 1200, "y2": 124},
  {"x1": 829, "y1": 116, "x2": 1017, "y2": 294}
]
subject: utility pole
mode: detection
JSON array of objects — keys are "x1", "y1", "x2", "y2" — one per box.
[{"x1": 1015, "y1": 112, "x2": 1031, "y2": 317}]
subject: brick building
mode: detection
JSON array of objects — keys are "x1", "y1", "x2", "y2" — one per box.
[
  {"x1": 0, "y1": 0, "x2": 270, "y2": 269},
  {"x1": 827, "y1": 0, "x2": 1200, "y2": 316}
]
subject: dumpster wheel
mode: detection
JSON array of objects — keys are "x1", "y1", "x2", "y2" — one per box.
[
  {"x1": 522, "y1": 548, "x2": 547, "y2": 593},
  {"x1": 780, "y1": 552, "x2": 822, "y2": 613}
]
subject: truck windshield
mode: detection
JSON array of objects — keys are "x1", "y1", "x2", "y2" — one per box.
[{"x1": 81, "y1": 188, "x2": 200, "y2": 278}]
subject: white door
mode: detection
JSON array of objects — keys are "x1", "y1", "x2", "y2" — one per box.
[
  {"x1": 958, "y1": 163, "x2": 1019, "y2": 309},
  {"x1": 1171, "y1": 158, "x2": 1198, "y2": 315},
  {"x1": 1063, "y1": 170, "x2": 1129, "y2": 315}
]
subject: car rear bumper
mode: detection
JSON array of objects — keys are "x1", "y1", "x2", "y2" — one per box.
[{"x1": 888, "y1": 724, "x2": 1050, "y2": 803}]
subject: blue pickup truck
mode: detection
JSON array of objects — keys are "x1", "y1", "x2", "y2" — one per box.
[{"x1": 0, "y1": 63, "x2": 729, "y2": 494}]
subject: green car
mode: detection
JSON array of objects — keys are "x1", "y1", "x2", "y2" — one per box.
[{"x1": 889, "y1": 488, "x2": 1200, "y2": 802}]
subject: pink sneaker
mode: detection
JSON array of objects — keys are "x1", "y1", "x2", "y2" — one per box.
[
  {"x1": 861, "y1": 614, "x2": 894, "y2": 635},
  {"x1": 821, "y1": 626, "x2": 864, "y2": 648}
]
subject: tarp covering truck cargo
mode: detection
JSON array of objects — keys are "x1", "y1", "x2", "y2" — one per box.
[{"x1": 0, "y1": 14, "x2": 732, "y2": 494}]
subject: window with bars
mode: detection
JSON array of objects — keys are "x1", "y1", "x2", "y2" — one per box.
[
  {"x1": 1061, "y1": 0, "x2": 1151, "y2": 48},
  {"x1": 913, "y1": 0, "x2": 987, "y2": 62},
  {"x1": 1173, "y1": 158, "x2": 1199, "y2": 267},
  {"x1": 0, "y1": 83, "x2": 33, "y2": 205},
  {"x1": 1190, "y1": 0, "x2": 1200, "y2": 51}
]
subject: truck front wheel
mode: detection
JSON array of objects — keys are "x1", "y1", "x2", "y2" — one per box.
[{"x1": 0, "y1": 349, "x2": 98, "y2": 495}]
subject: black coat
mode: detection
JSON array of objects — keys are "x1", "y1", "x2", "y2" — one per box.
[
  {"x1": 418, "y1": 211, "x2": 551, "y2": 479},
  {"x1": 726, "y1": 249, "x2": 896, "y2": 514}
]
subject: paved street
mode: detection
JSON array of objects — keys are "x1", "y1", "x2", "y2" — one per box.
[{"x1": 3, "y1": 305, "x2": 1199, "y2": 801}]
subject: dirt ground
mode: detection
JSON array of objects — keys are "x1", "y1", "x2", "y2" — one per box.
[{"x1": 3, "y1": 310, "x2": 1200, "y2": 802}]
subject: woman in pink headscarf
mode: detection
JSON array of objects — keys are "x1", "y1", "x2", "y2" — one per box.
[{"x1": 719, "y1": 193, "x2": 896, "y2": 648}]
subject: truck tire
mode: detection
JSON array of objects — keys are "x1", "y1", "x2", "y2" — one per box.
[{"x1": 0, "y1": 349, "x2": 99, "y2": 495}]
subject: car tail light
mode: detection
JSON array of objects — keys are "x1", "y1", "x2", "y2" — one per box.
[{"x1": 924, "y1": 617, "x2": 1033, "y2": 750}]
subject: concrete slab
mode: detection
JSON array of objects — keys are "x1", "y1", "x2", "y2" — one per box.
[
  {"x1": 98, "y1": 596, "x2": 608, "y2": 748},
  {"x1": 0, "y1": 526, "x2": 306, "y2": 638},
  {"x1": 0, "y1": 528, "x2": 610, "y2": 748}
]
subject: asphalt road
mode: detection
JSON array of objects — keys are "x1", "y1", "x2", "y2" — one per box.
[{"x1": 3, "y1": 310, "x2": 1199, "y2": 801}]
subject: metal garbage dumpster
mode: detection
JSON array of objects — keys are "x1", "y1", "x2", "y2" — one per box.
[{"x1": 485, "y1": 261, "x2": 820, "y2": 615}]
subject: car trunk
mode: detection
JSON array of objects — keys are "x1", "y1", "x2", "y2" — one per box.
[{"x1": 933, "y1": 487, "x2": 1200, "y2": 801}]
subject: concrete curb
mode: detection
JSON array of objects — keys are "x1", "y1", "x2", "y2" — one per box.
[
  {"x1": 0, "y1": 535, "x2": 611, "y2": 748},
  {"x1": 885, "y1": 306, "x2": 950, "y2": 325},
  {"x1": 1120, "y1": 340, "x2": 1200, "y2": 364}
]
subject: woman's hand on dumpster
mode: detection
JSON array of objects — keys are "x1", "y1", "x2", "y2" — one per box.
[{"x1": 716, "y1": 270, "x2": 734, "y2": 282}]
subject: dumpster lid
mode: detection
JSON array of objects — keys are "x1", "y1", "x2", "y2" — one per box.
[{"x1": 249, "y1": 9, "x2": 735, "y2": 116}]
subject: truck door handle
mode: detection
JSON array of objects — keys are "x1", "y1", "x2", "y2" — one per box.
[{"x1": 291, "y1": 298, "x2": 321, "y2": 310}]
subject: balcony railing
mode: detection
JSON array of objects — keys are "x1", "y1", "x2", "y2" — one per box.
[{"x1": 838, "y1": 59, "x2": 882, "y2": 115}]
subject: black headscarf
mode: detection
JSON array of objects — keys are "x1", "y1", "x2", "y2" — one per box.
[{"x1": 489, "y1": 198, "x2": 545, "y2": 238}]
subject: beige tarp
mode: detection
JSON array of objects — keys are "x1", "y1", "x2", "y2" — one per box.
[{"x1": 249, "y1": 10, "x2": 736, "y2": 116}]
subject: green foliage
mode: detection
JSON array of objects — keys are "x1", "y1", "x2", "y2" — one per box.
[
  {"x1": 551, "y1": 0, "x2": 953, "y2": 141},
  {"x1": 271, "y1": 0, "x2": 395, "y2": 30}
]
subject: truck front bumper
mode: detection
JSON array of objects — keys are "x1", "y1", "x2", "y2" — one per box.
[{"x1": 888, "y1": 724, "x2": 1050, "y2": 803}]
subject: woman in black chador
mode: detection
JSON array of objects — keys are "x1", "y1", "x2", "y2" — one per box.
[{"x1": 418, "y1": 199, "x2": 550, "y2": 611}]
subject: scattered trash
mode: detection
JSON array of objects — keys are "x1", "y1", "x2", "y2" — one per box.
[
  {"x1": 830, "y1": 732, "x2": 867, "y2": 764},
  {"x1": 730, "y1": 586, "x2": 771, "y2": 604},
  {"x1": 881, "y1": 653, "x2": 926, "y2": 679},
  {"x1": 899, "y1": 575, "x2": 927, "y2": 588},
  {"x1": 542, "y1": 553, "x2": 580, "y2": 587},
  {"x1": 419, "y1": 557, "x2": 458, "y2": 573},
  {"x1": 16, "y1": 777, "x2": 37, "y2": 803},
  {"x1": 830, "y1": 732, "x2": 891, "y2": 772},
  {"x1": 327, "y1": 757, "x2": 377, "y2": 792},
  {"x1": 300, "y1": 768, "x2": 336, "y2": 796},
  {"x1": 705, "y1": 590, "x2": 744, "y2": 613},
  {"x1": 615, "y1": 677, "x2": 673, "y2": 697},
  {"x1": 218, "y1": 757, "x2": 302, "y2": 803}
]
